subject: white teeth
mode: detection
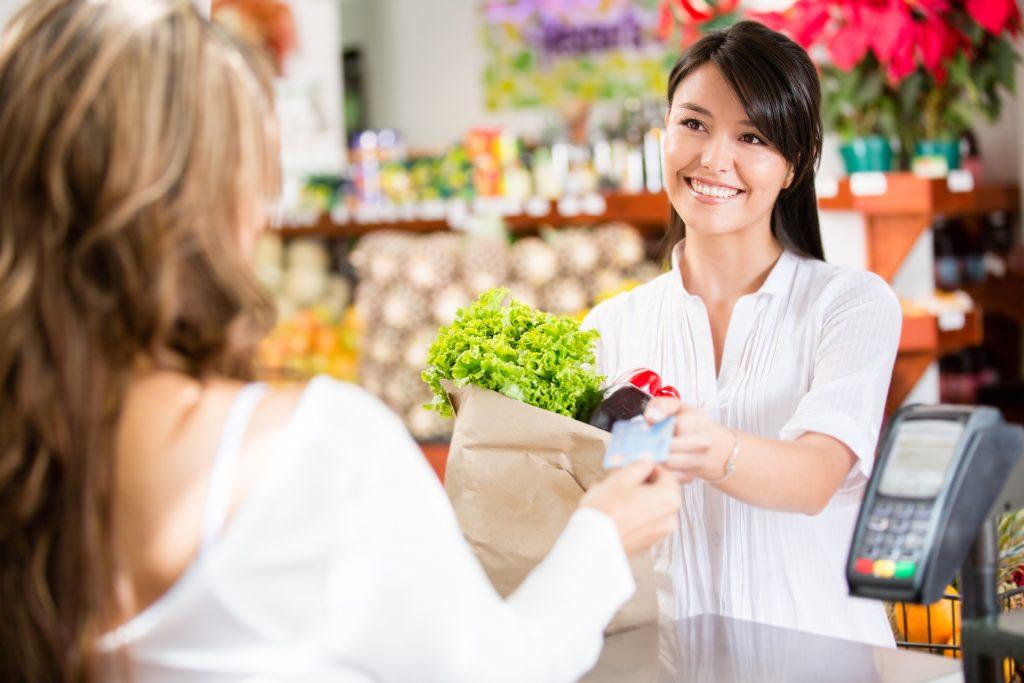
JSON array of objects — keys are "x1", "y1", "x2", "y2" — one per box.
[{"x1": 691, "y1": 179, "x2": 739, "y2": 199}]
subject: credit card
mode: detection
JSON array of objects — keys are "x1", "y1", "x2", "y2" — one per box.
[{"x1": 603, "y1": 415, "x2": 676, "y2": 469}]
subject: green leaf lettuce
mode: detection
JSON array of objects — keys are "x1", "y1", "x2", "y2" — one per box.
[{"x1": 421, "y1": 288, "x2": 604, "y2": 419}]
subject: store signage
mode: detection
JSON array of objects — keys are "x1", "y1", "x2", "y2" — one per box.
[{"x1": 482, "y1": 0, "x2": 672, "y2": 109}]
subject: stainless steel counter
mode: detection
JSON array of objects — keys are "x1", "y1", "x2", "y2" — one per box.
[{"x1": 581, "y1": 614, "x2": 963, "y2": 683}]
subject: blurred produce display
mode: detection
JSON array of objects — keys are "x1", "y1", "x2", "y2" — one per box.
[
  {"x1": 347, "y1": 223, "x2": 662, "y2": 440},
  {"x1": 253, "y1": 233, "x2": 361, "y2": 383},
  {"x1": 286, "y1": 105, "x2": 667, "y2": 225},
  {"x1": 258, "y1": 307, "x2": 362, "y2": 383}
]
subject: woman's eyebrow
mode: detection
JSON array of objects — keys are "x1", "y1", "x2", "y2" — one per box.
[
  {"x1": 677, "y1": 102, "x2": 713, "y2": 117},
  {"x1": 676, "y1": 102, "x2": 755, "y2": 127}
]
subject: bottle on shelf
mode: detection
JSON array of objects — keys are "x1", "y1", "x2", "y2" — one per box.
[
  {"x1": 642, "y1": 99, "x2": 664, "y2": 194},
  {"x1": 932, "y1": 217, "x2": 962, "y2": 291},
  {"x1": 963, "y1": 219, "x2": 987, "y2": 284},
  {"x1": 983, "y1": 211, "x2": 1014, "y2": 279},
  {"x1": 976, "y1": 347, "x2": 1000, "y2": 395}
]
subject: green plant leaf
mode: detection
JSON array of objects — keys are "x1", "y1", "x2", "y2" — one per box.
[{"x1": 994, "y1": 38, "x2": 1019, "y2": 91}]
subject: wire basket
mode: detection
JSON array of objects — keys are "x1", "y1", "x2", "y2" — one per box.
[{"x1": 890, "y1": 586, "x2": 1024, "y2": 681}]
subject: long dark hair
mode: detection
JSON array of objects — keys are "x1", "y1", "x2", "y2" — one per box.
[
  {"x1": 663, "y1": 20, "x2": 824, "y2": 261},
  {"x1": 0, "y1": 1, "x2": 279, "y2": 681}
]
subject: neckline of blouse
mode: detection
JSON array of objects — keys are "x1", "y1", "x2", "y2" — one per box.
[{"x1": 669, "y1": 240, "x2": 798, "y2": 301}]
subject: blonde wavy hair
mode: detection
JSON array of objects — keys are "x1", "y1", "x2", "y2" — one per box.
[{"x1": 0, "y1": 1, "x2": 280, "y2": 680}]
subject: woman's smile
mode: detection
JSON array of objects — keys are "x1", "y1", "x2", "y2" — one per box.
[{"x1": 685, "y1": 176, "x2": 746, "y2": 204}]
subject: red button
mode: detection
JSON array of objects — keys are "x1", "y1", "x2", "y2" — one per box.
[{"x1": 855, "y1": 558, "x2": 874, "y2": 575}]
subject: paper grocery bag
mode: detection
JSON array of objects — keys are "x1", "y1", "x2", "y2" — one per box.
[{"x1": 441, "y1": 381, "x2": 657, "y2": 635}]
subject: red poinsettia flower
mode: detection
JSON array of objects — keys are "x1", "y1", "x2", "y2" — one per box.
[
  {"x1": 917, "y1": 11, "x2": 966, "y2": 82},
  {"x1": 866, "y1": 0, "x2": 914, "y2": 66},
  {"x1": 658, "y1": 0, "x2": 675, "y2": 41},
  {"x1": 917, "y1": 18, "x2": 947, "y2": 80},
  {"x1": 755, "y1": 2, "x2": 829, "y2": 49},
  {"x1": 966, "y1": 0, "x2": 1017, "y2": 35},
  {"x1": 657, "y1": 0, "x2": 742, "y2": 49},
  {"x1": 678, "y1": 0, "x2": 714, "y2": 22},
  {"x1": 828, "y1": 21, "x2": 870, "y2": 71}
]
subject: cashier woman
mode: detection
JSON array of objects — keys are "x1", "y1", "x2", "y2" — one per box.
[{"x1": 584, "y1": 21, "x2": 902, "y2": 646}]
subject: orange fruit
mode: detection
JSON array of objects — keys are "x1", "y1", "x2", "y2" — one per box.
[
  {"x1": 291, "y1": 310, "x2": 318, "y2": 335},
  {"x1": 313, "y1": 327, "x2": 339, "y2": 354},
  {"x1": 943, "y1": 634, "x2": 960, "y2": 659},
  {"x1": 894, "y1": 586, "x2": 960, "y2": 645}
]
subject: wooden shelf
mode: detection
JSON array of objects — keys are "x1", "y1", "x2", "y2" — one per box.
[
  {"x1": 278, "y1": 178, "x2": 1016, "y2": 283},
  {"x1": 277, "y1": 213, "x2": 443, "y2": 239},
  {"x1": 276, "y1": 192, "x2": 672, "y2": 239},
  {"x1": 818, "y1": 174, "x2": 1018, "y2": 283},
  {"x1": 888, "y1": 309, "x2": 984, "y2": 411},
  {"x1": 899, "y1": 310, "x2": 984, "y2": 353},
  {"x1": 817, "y1": 173, "x2": 1019, "y2": 216}
]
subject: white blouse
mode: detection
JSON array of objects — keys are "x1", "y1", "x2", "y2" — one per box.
[
  {"x1": 99, "y1": 377, "x2": 636, "y2": 682},
  {"x1": 583, "y1": 244, "x2": 902, "y2": 647}
]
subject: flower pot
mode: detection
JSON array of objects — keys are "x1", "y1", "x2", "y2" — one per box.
[
  {"x1": 839, "y1": 136, "x2": 894, "y2": 174},
  {"x1": 913, "y1": 139, "x2": 961, "y2": 178}
]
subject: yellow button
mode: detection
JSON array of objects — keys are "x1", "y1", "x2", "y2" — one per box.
[{"x1": 874, "y1": 560, "x2": 896, "y2": 578}]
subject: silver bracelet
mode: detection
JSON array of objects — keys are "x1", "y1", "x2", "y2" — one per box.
[{"x1": 703, "y1": 430, "x2": 739, "y2": 484}]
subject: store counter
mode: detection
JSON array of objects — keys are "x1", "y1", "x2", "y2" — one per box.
[{"x1": 581, "y1": 614, "x2": 963, "y2": 683}]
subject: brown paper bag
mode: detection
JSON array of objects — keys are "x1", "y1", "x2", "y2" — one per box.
[{"x1": 441, "y1": 380, "x2": 657, "y2": 634}]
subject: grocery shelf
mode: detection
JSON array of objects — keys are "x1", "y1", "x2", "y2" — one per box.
[
  {"x1": 899, "y1": 309, "x2": 984, "y2": 354},
  {"x1": 818, "y1": 174, "x2": 1019, "y2": 283},
  {"x1": 887, "y1": 351, "x2": 938, "y2": 415},
  {"x1": 277, "y1": 212, "x2": 442, "y2": 238},
  {"x1": 277, "y1": 177, "x2": 1017, "y2": 245},
  {"x1": 889, "y1": 309, "x2": 984, "y2": 412},
  {"x1": 275, "y1": 191, "x2": 672, "y2": 239},
  {"x1": 816, "y1": 172, "x2": 1016, "y2": 413},
  {"x1": 817, "y1": 173, "x2": 1019, "y2": 217}
]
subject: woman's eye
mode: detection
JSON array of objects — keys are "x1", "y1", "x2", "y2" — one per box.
[
  {"x1": 740, "y1": 133, "x2": 766, "y2": 145},
  {"x1": 681, "y1": 118, "x2": 705, "y2": 132}
]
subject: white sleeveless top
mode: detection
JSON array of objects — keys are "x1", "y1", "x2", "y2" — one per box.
[
  {"x1": 99, "y1": 377, "x2": 635, "y2": 682},
  {"x1": 583, "y1": 245, "x2": 902, "y2": 647}
]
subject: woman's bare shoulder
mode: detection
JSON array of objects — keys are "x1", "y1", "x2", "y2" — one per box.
[{"x1": 111, "y1": 373, "x2": 310, "y2": 620}]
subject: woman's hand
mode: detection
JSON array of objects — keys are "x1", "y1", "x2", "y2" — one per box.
[
  {"x1": 580, "y1": 461, "x2": 681, "y2": 556},
  {"x1": 644, "y1": 397, "x2": 733, "y2": 485}
]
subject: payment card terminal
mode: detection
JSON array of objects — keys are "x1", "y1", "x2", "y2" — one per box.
[{"x1": 847, "y1": 405, "x2": 1023, "y2": 605}]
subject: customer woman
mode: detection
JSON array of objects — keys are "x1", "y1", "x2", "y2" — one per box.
[
  {"x1": 583, "y1": 21, "x2": 901, "y2": 646},
  {"x1": 0, "y1": 2, "x2": 682, "y2": 682}
]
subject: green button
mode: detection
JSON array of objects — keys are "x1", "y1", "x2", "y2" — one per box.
[{"x1": 895, "y1": 561, "x2": 916, "y2": 579}]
